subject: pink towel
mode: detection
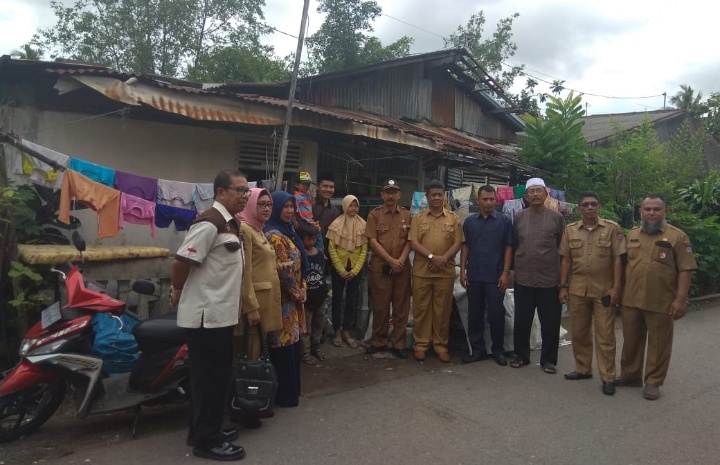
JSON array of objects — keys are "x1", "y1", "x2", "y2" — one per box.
[
  {"x1": 496, "y1": 186, "x2": 515, "y2": 203},
  {"x1": 119, "y1": 193, "x2": 156, "y2": 238}
]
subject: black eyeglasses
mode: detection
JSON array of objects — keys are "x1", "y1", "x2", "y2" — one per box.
[
  {"x1": 228, "y1": 186, "x2": 251, "y2": 196},
  {"x1": 580, "y1": 201, "x2": 599, "y2": 207},
  {"x1": 257, "y1": 202, "x2": 273, "y2": 209}
]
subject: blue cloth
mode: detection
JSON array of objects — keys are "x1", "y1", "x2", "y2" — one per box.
[
  {"x1": 68, "y1": 158, "x2": 116, "y2": 187},
  {"x1": 264, "y1": 191, "x2": 310, "y2": 279},
  {"x1": 154, "y1": 204, "x2": 197, "y2": 231},
  {"x1": 462, "y1": 210, "x2": 514, "y2": 282},
  {"x1": 549, "y1": 189, "x2": 566, "y2": 201}
]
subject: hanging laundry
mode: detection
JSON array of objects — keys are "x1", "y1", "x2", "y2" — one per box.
[
  {"x1": 549, "y1": 189, "x2": 566, "y2": 202},
  {"x1": 513, "y1": 184, "x2": 526, "y2": 199},
  {"x1": 410, "y1": 191, "x2": 428, "y2": 217},
  {"x1": 496, "y1": 186, "x2": 514, "y2": 203},
  {"x1": 114, "y1": 171, "x2": 158, "y2": 202},
  {"x1": 155, "y1": 204, "x2": 197, "y2": 231},
  {"x1": 68, "y1": 158, "x2": 116, "y2": 187},
  {"x1": 119, "y1": 193, "x2": 156, "y2": 238},
  {"x1": 157, "y1": 179, "x2": 195, "y2": 208},
  {"x1": 450, "y1": 186, "x2": 473, "y2": 223},
  {"x1": 501, "y1": 198, "x2": 526, "y2": 223},
  {"x1": 192, "y1": 183, "x2": 215, "y2": 213},
  {"x1": 559, "y1": 201, "x2": 577, "y2": 219},
  {"x1": 545, "y1": 196, "x2": 561, "y2": 211},
  {"x1": 59, "y1": 169, "x2": 120, "y2": 239},
  {"x1": 9, "y1": 140, "x2": 70, "y2": 189}
]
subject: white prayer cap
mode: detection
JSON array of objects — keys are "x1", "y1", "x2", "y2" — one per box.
[{"x1": 525, "y1": 177, "x2": 546, "y2": 189}]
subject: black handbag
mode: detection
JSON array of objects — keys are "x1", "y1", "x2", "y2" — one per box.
[{"x1": 230, "y1": 321, "x2": 278, "y2": 418}]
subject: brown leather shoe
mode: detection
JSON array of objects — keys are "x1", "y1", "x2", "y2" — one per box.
[
  {"x1": 413, "y1": 350, "x2": 426, "y2": 361},
  {"x1": 437, "y1": 352, "x2": 451, "y2": 363},
  {"x1": 643, "y1": 383, "x2": 660, "y2": 400}
]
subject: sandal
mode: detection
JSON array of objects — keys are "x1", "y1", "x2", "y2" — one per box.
[
  {"x1": 332, "y1": 336, "x2": 343, "y2": 347},
  {"x1": 342, "y1": 332, "x2": 358, "y2": 349},
  {"x1": 311, "y1": 348, "x2": 326, "y2": 361},
  {"x1": 302, "y1": 353, "x2": 317, "y2": 365},
  {"x1": 509, "y1": 358, "x2": 530, "y2": 369},
  {"x1": 542, "y1": 364, "x2": 557, "y2": 374}
]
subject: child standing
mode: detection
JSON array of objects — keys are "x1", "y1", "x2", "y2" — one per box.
[{"x1": 298, "y1": 221, "x2": 328, "y2": 364}]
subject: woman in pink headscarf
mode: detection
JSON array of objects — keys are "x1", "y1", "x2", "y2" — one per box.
[{"x1": 233, "y1": 187, "x2": 281, "y2": 428}]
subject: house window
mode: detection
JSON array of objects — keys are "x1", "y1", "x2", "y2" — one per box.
[{"x1": 235, "y1": 135, "x2": 301, "y2": 183}]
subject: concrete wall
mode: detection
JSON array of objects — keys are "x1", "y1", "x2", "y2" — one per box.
[{"x1": 2, "y1": 106, "x2": 317, "y2": 251}]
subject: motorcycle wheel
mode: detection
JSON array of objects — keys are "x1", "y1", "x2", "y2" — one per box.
[{"x1": 0, "y1": 380, "x2": 66, "y2": 443}]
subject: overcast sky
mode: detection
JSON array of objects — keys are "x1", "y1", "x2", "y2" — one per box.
[{"x1": 2, "y1": 0, "x2": 717, "y2": 116}]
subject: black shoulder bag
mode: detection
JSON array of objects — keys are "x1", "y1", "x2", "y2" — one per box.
[{"x1": 230, "y1": 321, "x2": 278, "y2": 418}]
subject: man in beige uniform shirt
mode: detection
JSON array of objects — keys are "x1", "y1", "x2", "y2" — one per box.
[
  {"x1": 618, "y1": 195, "x2": 697, "y2": 401},
  {"x1": 409, "y1": 180, "x2": 463, "y2": 363},
  {"x1": 559, "y1": 192, "x2": 625, "y2": 396}
]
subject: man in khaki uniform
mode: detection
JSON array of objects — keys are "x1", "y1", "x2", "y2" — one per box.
[
  {"x1": 618, "y1": 195, "x2": 697, "y2": 401},
  {"x1": 409, "y1": 180, "x2": 464, "y2": 363},
  {"x1": 558, "y1": 192, "x2": 625, "y2": 396},
  {"x1": 365, "y1": 180, "x2": 412, "y2": 359}
]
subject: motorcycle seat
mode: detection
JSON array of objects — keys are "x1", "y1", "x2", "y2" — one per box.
[{"x1": 132, "y1": 311, "x2": 186, "y2": 353}]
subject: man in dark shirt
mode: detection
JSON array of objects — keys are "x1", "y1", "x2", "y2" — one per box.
[
  {"x1": 460, "y1": 185, "x2": 514, "y2": 365},
  {"x1": 312, "y1": 172, "x2": 341, "y2": 254}
]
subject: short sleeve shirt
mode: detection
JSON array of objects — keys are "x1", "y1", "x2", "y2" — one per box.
[
  {"x1": 559, "y1": 218, "x2": 626, "y2": 298},
  {"x1": 365, "y1": 205, "x2": 412, "y2": 273},
  {"x1": 176, "y1": 202, "x2": 244, "y2": 329},
  {"x1": 622, "y1": 223, "x2": 697, "y2": 313},
  {"x1": 409, "y1": 208, "x2": 464, "y2": 279},
  {"x1": 513, "y1": 207, "x2": 565, "y2": 288},
  {"x1": 462, "y1": 210, "x2": 514, "y2": 283}
]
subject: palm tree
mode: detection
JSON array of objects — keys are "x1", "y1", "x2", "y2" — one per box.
[
  {"x1": 10, "y1": 44, "x2": 42, "y2": 60},
  {"x1": 670, "y1": 84, "x2": 707, "y2": 117}
]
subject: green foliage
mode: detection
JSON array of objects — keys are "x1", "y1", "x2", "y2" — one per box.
[
  {"x1": 7, "y1": 262, "x2": 48, "y2": 310},
  {"x1": 186, "y1": 45, "x2": 290, "y2": 83},
  {"x1": 677, "y1": 171, "x2": 720, "y2": 218},
  {"x1": 669, "y1": 84, "x2": 707, "y2": 117},
  {"x1": 444, "y1": 11, "x2": 523, "y2": 92},
  {"x1": 10, "y1": 43, "x2": 43, "y2": 60},
  {"x1": 0, "y1": 184, "x2": 42, "y2": 243},
  {"x1": 705, "y1": 92, "x2": 720, "y2": 140},
  {"x1": 32, "y1": 0, "x2": 271, "y2": 78},
  {"x1": 667, "y1": 211, "x2": 720, "y2": 296},
  {"x1": 516, "y1": 92, "x2": 590, "y2": 197},
  {"x1": 665, "y1": 120, "x2": 707, "y2": 185},
  {"x1": 305, "y1": 0, "x2": 413, "y2": 74}
]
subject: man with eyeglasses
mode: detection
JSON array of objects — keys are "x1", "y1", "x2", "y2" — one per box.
[
  {"x1": 510, "y1": 177, "x2": 565, "y2": 373},
  {"x1": 171, "y1": 170, "x2": 250, "y2": 461},
  {"x1": 617, "y1": 195, "x2": 697, "y2": 401},
  {"x1": 558, "y1": 192, "x2": 625, "y2": 396}
]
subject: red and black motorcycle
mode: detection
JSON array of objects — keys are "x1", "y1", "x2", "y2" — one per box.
[{"x1": 0, "y1": 233, "x2": 189, "y2": 443}]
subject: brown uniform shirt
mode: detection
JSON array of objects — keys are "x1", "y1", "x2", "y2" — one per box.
[
  {"x1": 365, "y1": 204, "x2": 412, "y2": 273},
  {"x1": 409, "y1": 208, "x2": 464, "y2": 279},
  {"x1": 559, "y1": 218, "x2": 626, "y2": 298},
  {"x1": 622, "y1": 223, "x2": 697, "y2": 313},
  {"x1": 513, "y1": 207, "x2": 565, "y2": 288}
]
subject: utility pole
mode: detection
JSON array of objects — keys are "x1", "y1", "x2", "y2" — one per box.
[
  {"x1": 663, "y1": 92, "x2": 667, "y2": 109},
  {"x1": 585, "y1": 102, "x2": 589, "y2": 116},
  {"x1": 275, "y1": 0, "x2": 311, "y2": 191}
]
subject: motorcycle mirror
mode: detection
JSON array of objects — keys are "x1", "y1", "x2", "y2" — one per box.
[
  {"x1": 132, "y1": 279, "x2": 156, "y2": 296},
  {"x1": 71, "y1": 231, "x2": 86, "y2": 252}
]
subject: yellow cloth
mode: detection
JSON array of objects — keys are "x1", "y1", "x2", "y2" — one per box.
[
  {"x1": 17, "y1": 244, "x2": 169, "y2": 265},
  {"x1": 329, "y1": 240, "x2": 367, "y2": 276},
  {"x1": 326, "y1": 195, "x2": 367, "y2": 251}
]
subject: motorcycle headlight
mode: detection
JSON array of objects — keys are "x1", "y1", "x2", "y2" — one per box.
[
  {"x1": 19, "y1": 338, "x2": 37, "y2": 357},
  {"x1": 28, "y1": 339, "x2": 68, "y2": 356}
]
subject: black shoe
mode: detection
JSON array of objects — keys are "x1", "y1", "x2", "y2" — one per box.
[
  {"x1": 187, "y1": 428, "x2": 239, "y2": 447},
  {"x1": 193, "y1": 442, "x2": 245, "y2": 461},
  {"x1": 614, "y1": 376, "x2": 643, "y2": 387},
  {"x1": 493, "y1": 354, "x2": 508, "y2": 366},
  {"x1": 390, "y1": 348, "x2": 409, "y2": 359},
  {"x1": 462, "y1": 353, "x2": 486, "y2": 364},
  {"x1": 365, "y1": 345, "x2": 384, "y2": 355},
  {"x1": 564, "y1": 371, "x2": 593, "y2": 380},
  {"x1": 602, "y1": 381, "x2": 616, "y2": 396}
]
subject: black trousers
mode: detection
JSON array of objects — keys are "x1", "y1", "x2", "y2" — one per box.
[
  {"x1": 331, "y1": 268, "x2": 361, "y2": 330},
  {"x1": 513, "y1": 284, "x2": 561, "y2": 366},
  {"x1": 466, "y1": 280, "x2": 506, "y2": 356},
  {"x1": 186, "y1": 325, "x2": 234, "y2": 449},
  {"x1": 269, "y1": 341, "x2": 302, "y2": 407}
]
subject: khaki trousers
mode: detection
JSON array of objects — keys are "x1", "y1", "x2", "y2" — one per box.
[
  {"x1": 370, "y1": 269, "x2": 411, "y2": 350},
  {"x1": 569, "y1": 295, "x2": 616, "y2": 382},
  {"x1": 620, "y1": 305, "x2": 674, "y2": 386},
  {"x1": 412, "y1": 275, "x2": 454, "y2": 354}
]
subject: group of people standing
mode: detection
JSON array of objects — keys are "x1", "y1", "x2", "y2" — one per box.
[{"x1": 168, "y1": 170, "x2": 697, "y2": 462}]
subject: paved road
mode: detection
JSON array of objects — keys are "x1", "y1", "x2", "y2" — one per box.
[{"x1": 2, "y1": 304, "x2": 719, "y2": 465}]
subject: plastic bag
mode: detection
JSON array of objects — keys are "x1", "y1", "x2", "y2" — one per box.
[{"x1": 92, "y1": 312, "x2": 140, "y2": 376}]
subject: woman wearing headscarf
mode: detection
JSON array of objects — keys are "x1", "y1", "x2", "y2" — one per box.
[
  {"x1": 232, "y1": 188, "x2": 282, "y2": 426},
  {"x1": 327, "y1": 195, "x2": 368, "y2": 349},
  {"x1": 263, "y1": 190, "x2": 308, "y2": 408}
]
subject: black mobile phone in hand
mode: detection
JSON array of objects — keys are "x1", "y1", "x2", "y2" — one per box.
[
  {"x1": 382, "y1": 264, "x2": 392, "y2": 275},
  {"x1": 601, "y1": 295, "x2": 611, "y2": 307}
]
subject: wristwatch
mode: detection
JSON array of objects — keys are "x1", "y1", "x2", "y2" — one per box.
[
  {"x1": 559, "y1": 283, "x2": 569, "y2": 289},
  {"x1": 427, "y1": 253, "x2": 434, "y2": 260}
]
